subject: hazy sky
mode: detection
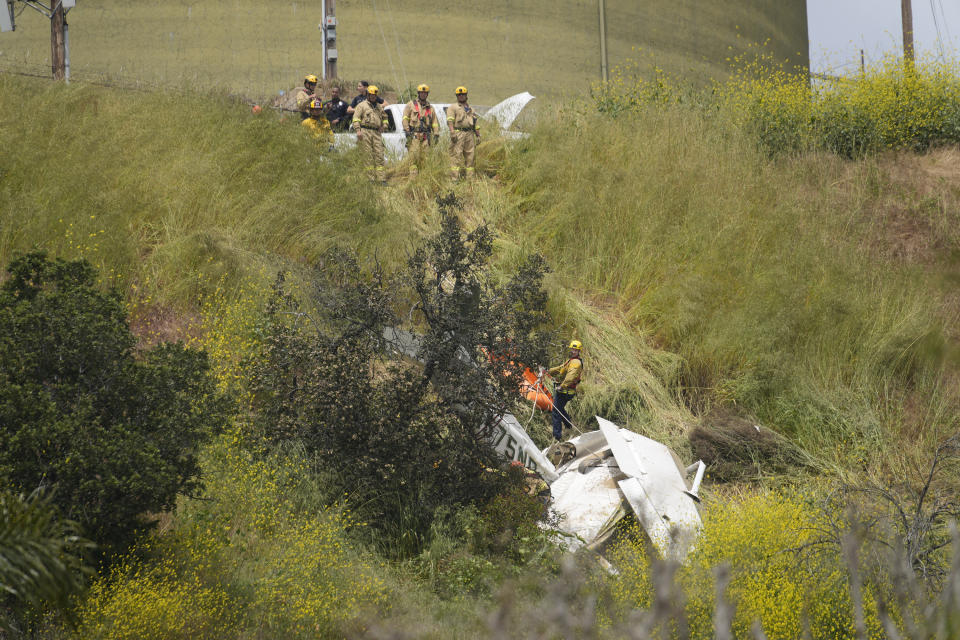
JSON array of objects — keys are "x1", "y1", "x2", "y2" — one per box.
[{"x1": 808, "y1": 0, "x2": 960, "y2": 72}]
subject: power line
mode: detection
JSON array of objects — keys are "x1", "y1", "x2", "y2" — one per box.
[
  {"x1": 929, "y1": 0, "x2": 945, "y2": 58},
  {"x1": 370, "y1": 0, "x2": 402, "y2": 96},
  {"x1": 383, "y1": 0, "x2": 408, "y2": 93},
  {"x1": 937, "y1": 0, "x2": 952, "y2": 52}
]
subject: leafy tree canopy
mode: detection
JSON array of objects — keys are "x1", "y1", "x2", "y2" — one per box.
[
  {"x1": 0, "y1": 252, "x2": 229, "y2": 552},
  {"x1": 249, "y1": 196, "x2": 553, "y2": 555}
]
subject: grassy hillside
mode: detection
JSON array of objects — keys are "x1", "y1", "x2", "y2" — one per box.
[
  {"x1": 4, "y1": 71, "x2": 960, "y2": 637},
  {"x1": 2, "y1": 71, "x2": 957, "y2": 475},
  {"x1": 0, "y1": 0, "x2": 807, "y2": 103}
]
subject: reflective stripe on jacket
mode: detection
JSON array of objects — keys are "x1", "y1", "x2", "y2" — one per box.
[{"x1": 352, "y1": 100, "x2": 388, "y2": 132}]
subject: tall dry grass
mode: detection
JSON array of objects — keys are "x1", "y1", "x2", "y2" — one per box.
[
  {"x1": 495, "y1": 101, "x2": 958, "y2": 472},
  {"x1": 5, "y1": 71, "x2": 959, "y2": 473},
  {"x1": 0, "y1": 73, "x2": 414, "y2": 310}
]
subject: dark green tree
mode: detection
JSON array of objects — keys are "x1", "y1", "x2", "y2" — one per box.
[
  {"x1": 0, "y1": 252, "x2": 229, "y2": 553},
  {"x1": 249, "y1": 195, "x2": 553, "y2": 555}
]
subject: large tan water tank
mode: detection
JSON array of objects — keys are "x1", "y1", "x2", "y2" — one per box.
[{"x1": 0, "y1": 0, "x2": 808, "y2": 104}]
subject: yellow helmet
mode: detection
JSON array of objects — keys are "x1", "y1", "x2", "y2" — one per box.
[
  {"x1": 417, "y1": 84, "x2": 430, "y2": 92},
  {"x1": 367, "y1": 85, "x2": 379, "y2": 95},
  {"x1": 455, "y1": 86, "x2": 468, "y2": 95},
  {"x1": 568, "y1": 340, "x2": 583, "y2": 352},
  {"x1": 304, "y1": 74, "x2": 319, "y2": 84},
  {"x1": 309, "y1": 99, "x2": 323, "y2": 109}
]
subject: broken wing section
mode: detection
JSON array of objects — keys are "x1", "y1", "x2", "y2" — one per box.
[
  {"x1": 546, "y1": 417, "x2": 704, "y2": 561},
  {"x1": 483, "y1": 92, "x2": 535, "y2": 130},
  {"x1": 486, "y1": 413, "x2": 558, "y2": 483},
  {"x1": 597, "y1": 416, "x2": 702, "y2": 561}
]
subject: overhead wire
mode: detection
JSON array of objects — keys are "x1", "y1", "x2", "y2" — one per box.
[
  {"x1": 930, "y1": 0, "x2": 946, "y2": 59},
  {"x1": 382, "y1": 0, "x2": 409, "y2": 95},
  {"x1": 370, "y1": 0, "x2": 402, "y2": 99},
  {"x1": 937, "y1": 0, "x2": 953, "y2": 54}
]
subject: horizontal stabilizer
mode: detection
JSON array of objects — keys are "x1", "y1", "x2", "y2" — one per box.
[{"x1": 483, "y1": 92, "x2": 535, "y2": 129}]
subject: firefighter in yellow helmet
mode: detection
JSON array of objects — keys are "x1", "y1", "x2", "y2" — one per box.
[
  {"x1": 446, "y1": 86, "x2": 480, "y2": 179},
  {"x1": 296, "y1": 74, "x2": 319, "y2": 121},
  {"x1": 351, "y1": 85, "x2": 389, "y2": 184},
  {"x1": 545, "y1": 340, "x2": 583, "y2": 441},
  {"x1": 402, "y1": 84, "x2": 439, "y2": 176},
  {"x1": 301, "y1": 99, "x2": 334, "y2": 147}
]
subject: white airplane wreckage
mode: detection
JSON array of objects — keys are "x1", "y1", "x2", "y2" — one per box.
[
  {"x1": 384, "y1": 328, "x2": 707, "y2": 562},
  {"x1": 489, "y1": 413, "x2": 705, "y2": 562}
]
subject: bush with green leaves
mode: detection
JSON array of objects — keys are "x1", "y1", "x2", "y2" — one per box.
[
  {"x1": 249, "y1": 195, "x2": 553, "y2": 556},
  {"x1": 0, "y1": 252, "x2": 229, "y2": 553},
  {"x1": 474, "y1": 475, "x2": 559, "y2": 566}
]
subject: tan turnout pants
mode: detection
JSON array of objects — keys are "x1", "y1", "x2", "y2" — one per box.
[
  {"x1": 449, "y1": 130, "x2": 476, "y2": 179},
  {"x1": 359, "y1": 130, "x2": 385, "y2": 182},
  {"x1": 408, "y1": 134, "x2": 431, "y2": 175}
]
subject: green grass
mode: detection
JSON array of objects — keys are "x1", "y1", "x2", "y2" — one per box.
[
  {"x1": 0, "y1": 73, "x2": 414, "y2": 309},
  {"x1": 5, "y1": 72, "x2": 960, "y2": 638},
  {"x1": 0, "y1": 0, "x2": 807, "y2": 103},
  {"x1": 3, "y1": 71, "x2": 959, "y2": 475},
  {"x1": 494, "y1": 102, "x2": 960, "y2": 473}
]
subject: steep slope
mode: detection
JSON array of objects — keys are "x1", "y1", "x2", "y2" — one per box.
[{"x1": 2, "y1": 72, "x2": 956, "y2": 480}]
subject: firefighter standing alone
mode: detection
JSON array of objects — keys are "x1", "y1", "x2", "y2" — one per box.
[
  {"x1": 402, "y1": 84, "x2": 439, "y2": 176},
  {"x1": 446, "y1": 86, "x2": 481, "y2": 179},
  {"x1": 352, "y1": 85, "x2": 389, "y2": 184},
  {"x1": 545, "y1": 340, "x2": 583, "y2": 442}
]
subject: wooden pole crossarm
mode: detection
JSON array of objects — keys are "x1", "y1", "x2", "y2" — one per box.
[{"x1": 19, "y1": 0, "x2": 53, "y2": 18}]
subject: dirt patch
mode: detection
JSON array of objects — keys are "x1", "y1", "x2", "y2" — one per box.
[
  {"x1": 892, "y1": 147, "x2": 960, "y2": 186},
  {"x1": 867, "y1": 201, "x2": 940, "y2": 264},
  {"x1": 864, "y1": 149, "x2": 960, "y2": 347},
  {"x1": 858, "y1": 148, "x2": 960, "y2": 267},
  {"x1": 689, "y1": 407, "x2": 803, "y2": 482},
  {"x1": 128, "y1": 303, "x2": 201, "y2": 350}
]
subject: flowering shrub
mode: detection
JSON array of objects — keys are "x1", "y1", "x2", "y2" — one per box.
[
  {"x1": 725, "y1": 52, "x2": 960, "y2": 157},
  {"x1": 594, "y1": 46, "x2": 960, "y2": 158},
  {"x1": 607, "y1": 492, "x2": 899, "y2": 639},
  {"x1": 76, "y1": 562, "x2": 237, "y2": 640},
  {"x1": 193, "y1": 275, "x2": 268, "y2": 396},
  {"x1": 76, "y1": 432, "x2": 387, "y2": 639}
]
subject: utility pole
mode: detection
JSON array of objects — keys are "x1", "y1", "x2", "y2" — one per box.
[
  {"x1": 10, "y1": 1, "x2": 74, "y2": 81},
  {"x1": 901, "y1": 0, "x2": 914, "y2": 70},
  {"x1": 320, "y1": 0, "x2": 337, "y2": 81},
  {"x1": 50, "y1": 0, "x2": 64, "y2": 80},
  {"x1": 598, "y1": 0, "x2": 608, "y2": 82}
]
